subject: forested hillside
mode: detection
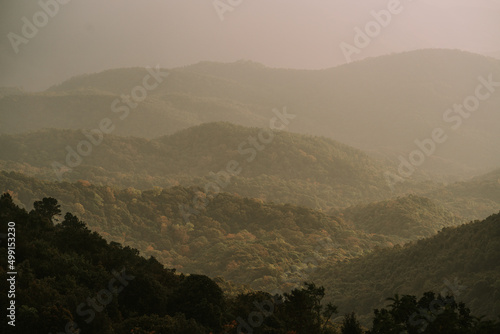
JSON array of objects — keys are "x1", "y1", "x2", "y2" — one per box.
[
  {"x1": 0, "y1": 123, "x2": 500, "y2": 215},
  {"x1": 312, "y1": 212, "x2": 500, "y2": 325},
  {"x1": 0, "y1": 193, "x2": 342, "y2": 333},
  {"x1": 336, "y1": 195, "x2": 465, "y2": 242},
  {"x1": 0, "y1": 123, "x2": 398, "y2": 209},
  {"x1": 425, "y1": 168, "x2": 500, "y2": 220},
  {"x1": 2, "y1": 123, "x2": 499, "y2": 217},
  {"x1": 2, "y1": 170, "x2": 489, "y2": 296},
  {"x1": 0, "y1": 171, "x2": 393, "y2": 292},
  {"x1": 3, "y1": 194, "x2": 499, "y2": 333}
]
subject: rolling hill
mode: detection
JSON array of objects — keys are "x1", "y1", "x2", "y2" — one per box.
[
  {"x1": 424, "y1": 168, "x2": 500, "y2": 220},
  {"x1": 0, "y1": 123, "x2": 399, "y2": 209},
  {"x1": 1, "y1": 123, "x2": 498, "y2": 217},
  {"x1": 311, "y1": 212, "x2": 500, "y2": 325},
  {"x1": 2, "y1": 170, "x2": 495, "y2": 296},
  {"x1": 1, "y1": 49, "x2": 499, "y2": 178},
  {"x1": 335, "y1": 194, "x2": 465, "y2": 243},
  {"x1": 0, "y1": 171, "x2": 393, "y2": 292},
  {"x1": 4, "y1": 193, "x2": 498, "y2": 333},
  {"x1": 2, "y1": 172, "x2": 499, "y2": 329}
]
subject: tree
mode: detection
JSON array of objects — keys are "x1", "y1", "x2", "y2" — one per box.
[
  {"x1": 282, "y1": 282, "x2": 337, "y2": 334},
  {"x1": 32, "y1": 197, "x2": 61, "y2": 225},
  {"x1": 341, "y1": 312, "x2": 363, "y2": 334},
  {"x1": 368, "y1": 292, "x2": 499, "y2": 334},
  {"x1": 170, "y1": 274, "x2": 226, "y2": 332}
]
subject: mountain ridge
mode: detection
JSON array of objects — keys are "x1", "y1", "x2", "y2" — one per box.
[
  {"x1": 2, "y1": 49, "x2": 500, "y2": 177},
  {"x1": 0, "y1": 123, "x2": 398, "y2": 209}
]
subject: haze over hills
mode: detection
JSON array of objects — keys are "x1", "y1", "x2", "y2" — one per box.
[
  {"x1": 2, "y1": 50, "x2": 500, "y2": 179},
  {"x1": 0, "y1": 123, "x2": 400, "y2": 210},
  {"x1": 2, "y1": 121, "x2": 499, "y2": 217},
  {"x1": 335, "y1": 195, "x2": 465, "y2": 243},
  {"x1": 424, "y1": 167, "x2": 500, "y2": 220}
]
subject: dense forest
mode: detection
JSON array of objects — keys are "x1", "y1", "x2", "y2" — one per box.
[
  {"x1": 1, "y1": 194, "x2": 499, "y2": 333},
  {"x1": 1, "y1": 171, "x2": 392, "y2": 291},
  {"x1": 312, "y1": 212, "x2": 500, "y2": 325},
  {"x1": 425, "y1": 169, "x2": 500, "y2": 220},
  {"x1": 1, "y1": 124, "x2": 500, "y2": 217},
  {"x1": 0, "y1": 123, "x2": 397, "y2": 210},
  {"x1": 335, "y1": 195, "x2": 465, "y2": 242},
  {"x1": 2, "y1": 172, "x2": 500, "y2": 325}
]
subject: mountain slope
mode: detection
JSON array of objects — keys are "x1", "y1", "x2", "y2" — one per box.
[
  {"x1": 0, "y1": 172, "x2": 398, "y2": 292},
  {"x1": 425, "y1": 168, "x2": 500, "y2": 220},
  {"x1": 0, "y1": 193, "x2": 218, "y2": 333},
  {"x1": 2, "y1": 192, "x2": 499, "y2": 333},
  {"x1": 0, "y1": 123, "x2": 397, "y2": 209},
  {"x1": 311, "y1": 212, "x2": 500, "y2": 324},
  {"x1": 2, "y1": 49, "x2": 500, "y2": 176},
  {"x1": 1, "y1": 123, "x2": 498, "y2": 217},
  {"x1": 336, "y1": 194, "x2": 465, "y2": 243},
  {"x1": 0, "y1": 89, "x2": 269, "y2": 138}
]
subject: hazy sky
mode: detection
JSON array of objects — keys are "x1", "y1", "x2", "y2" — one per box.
[{"x1": 1, "y1": 0, "x2": 499, "y2": 91}]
